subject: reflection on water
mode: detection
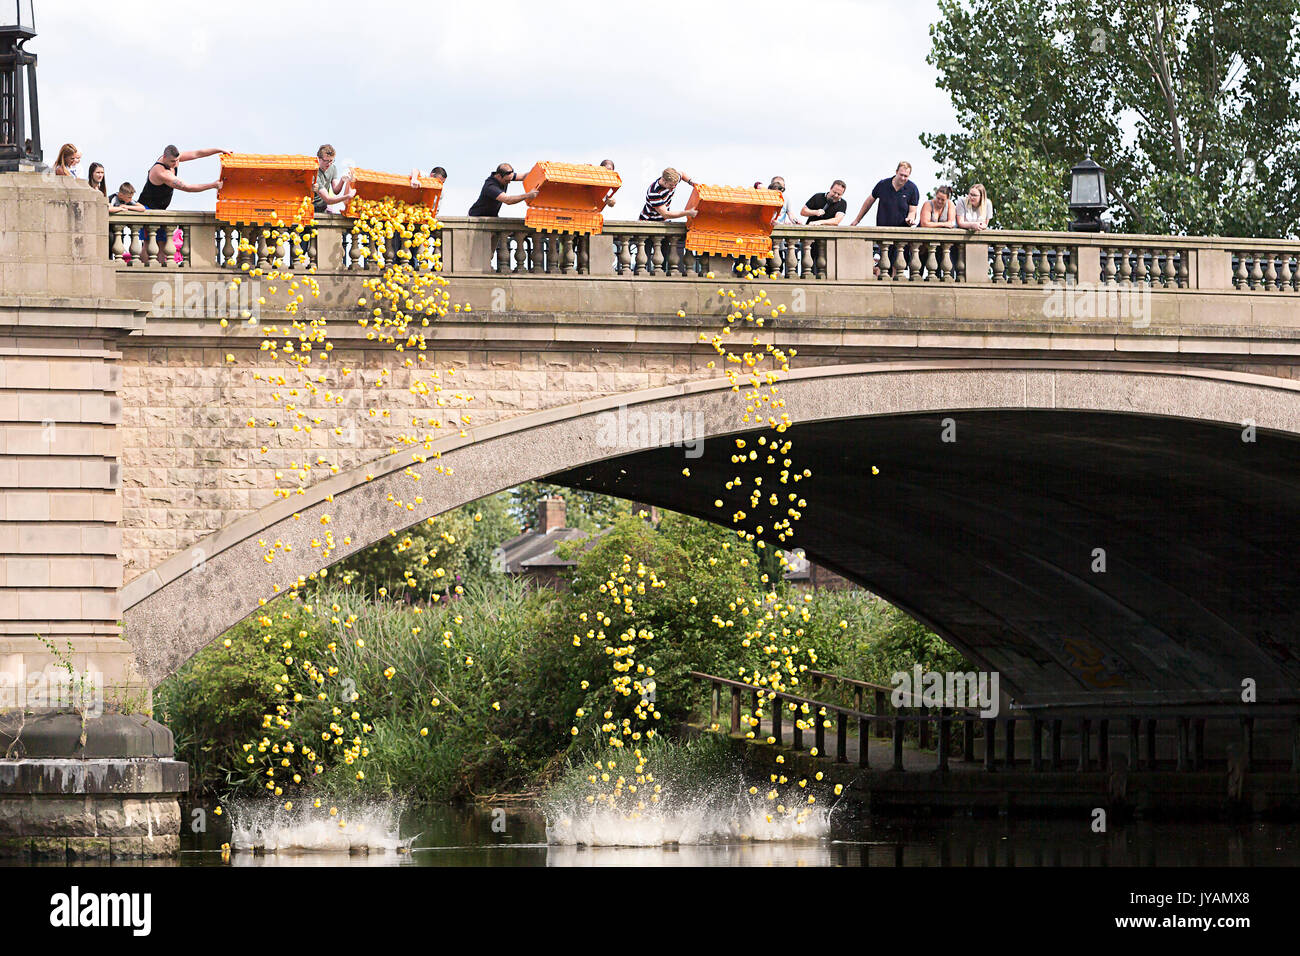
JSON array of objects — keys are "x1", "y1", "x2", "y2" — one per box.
[{"x1": 175, "y1": 802, "x2": 1300, "y2": 867}]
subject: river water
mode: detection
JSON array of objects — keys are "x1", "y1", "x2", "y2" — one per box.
[{"x1": 179, "y1": 803, "x2": 1300, "y2": 867}]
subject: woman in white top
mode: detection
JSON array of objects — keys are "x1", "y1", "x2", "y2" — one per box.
[
  {"x1": 955, "y1": 183, "x2": 993, "y2": 230},
  {"x1": 919, "y1": 185, "x2": 957, "y2": 227}
]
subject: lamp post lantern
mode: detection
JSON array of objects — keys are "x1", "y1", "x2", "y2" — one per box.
[
  {"x1": 1068, "y1": 153, "x2": 1108, "y2": 232},
  {"x1": 0, "y1": 0, "x2": 42, "y2": 172}
]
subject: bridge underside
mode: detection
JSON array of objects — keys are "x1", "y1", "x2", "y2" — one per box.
[{"x1": 550, "y1": 410, "x2": 1300, "y2": 708}]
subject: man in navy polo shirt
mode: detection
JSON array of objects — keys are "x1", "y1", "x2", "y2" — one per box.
[{"x1": 850, "y1": 161, "x2": 920, "y2": 226}]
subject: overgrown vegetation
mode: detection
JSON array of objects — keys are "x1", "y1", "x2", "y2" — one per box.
[{"x1": 157, "y1": 508, "x2": 968, "y2": 805}]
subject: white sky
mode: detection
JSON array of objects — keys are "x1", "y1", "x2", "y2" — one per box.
[{"x1": 34, "y1": 0, "x2": 959, "y2": 217}]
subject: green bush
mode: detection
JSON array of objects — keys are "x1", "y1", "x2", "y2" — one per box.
[{"x1": 158, "y1": 508, "x2": 969, "y2": 803}]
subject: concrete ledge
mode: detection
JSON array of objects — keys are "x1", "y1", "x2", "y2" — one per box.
[{"x1": 0, "y1": 713, "x2": 176, "y2": 760}]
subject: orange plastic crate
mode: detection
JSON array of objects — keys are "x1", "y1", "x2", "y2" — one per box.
[
  {"x1": 684, "y1": 184, "x2": 784, "y2": 258},
  {"x1": 521, "y1": 161, "x2": 621, "y2": 235},
  {"x1": 216, "y1": 153, "x2": 317, "y2": 226},
  {"x1": 344, "y1": 168, "x2": 443, "y2": 218}
]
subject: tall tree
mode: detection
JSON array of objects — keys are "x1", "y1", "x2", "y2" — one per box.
[{"x1": 923, "y1": 0, "x2": 1300, "y2": 237}]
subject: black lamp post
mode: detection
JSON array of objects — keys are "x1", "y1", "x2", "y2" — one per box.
[
  {"x1": 0, "y1": 0, "x2": 41, "y2": 172},
  {"x1": 1068, "y1": 153, "x2": 1108, "y2": 232}
]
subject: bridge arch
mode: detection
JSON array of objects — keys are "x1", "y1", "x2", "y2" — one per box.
[{"x1": 123, "y1": 360, "x2": 1300, "y2": 704}]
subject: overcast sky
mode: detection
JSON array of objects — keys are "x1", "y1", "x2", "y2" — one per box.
[{"x1": 34, "y1": 0, "x2": 960, "y2": 217}]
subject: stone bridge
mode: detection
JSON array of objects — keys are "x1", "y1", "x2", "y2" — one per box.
[{"x1": 3, "y1": 174, "x2": 1300, "y2": 854}]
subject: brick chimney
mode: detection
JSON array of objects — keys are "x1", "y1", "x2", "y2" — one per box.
[{"x1": 538, "y1": 496, "x2": 567, "y2": 534}]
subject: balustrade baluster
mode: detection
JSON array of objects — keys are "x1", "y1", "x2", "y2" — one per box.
[
  {"x1": 1248, "y1": 252, "x2": 1264, "y2": 290},
  {"x1": 796, "y1": 238, "x2": 811, "y2": 279},
  {"x1": 665, "y1": 237, "x2": 680, "y2": 275},
  {"x1": 892, "y1": 241, "x2": 906, "y2": 280},
  {"x1": 634, "y1": 236, "x2": 648, "y2": 275},
  {"x1": 814, "y1": 240, "x2": 828, "y2": 279},
  {"x1": 576, "y1": 235, "x2": 589, "y2": 275},
  {"x1": 1135, "y1": 248, "x2": 1151, "y2": 286},
  {"x1": 990, "y1": 245, "x2": 1004, "y2": 283},
  {"x1": 921, "y1": 242, "x2": 937, "y2": 280},
  {"x1": 876, "y1": 240, "x2": 891, "y2": 281},
  {"x1": 650, "y1": 236, "x2": 665, "y2": 276},
  {"x1": 220, "y1": 228, "x2": 235, "y2": 267},
  {"x1": 1281, "y1": 254, "x2": 1296, "y2": 292},
  {"x1": 159, "y1": 226, "x2": 177, "y2": 268},
  {"x1": 1264, "y1": 253, "x2": 1278, "y2": 291},
  {"x1": 1233, "y1": 252, "x2": 1248, "y2": 289},
  {"x1": 307, "y1": 232, "x2": 318, "y2": 270},
  {"x1": 938, "y1": 243, "x2": 953, "y2": 282},
  {"x1": 110, "y1": 225, "x2": 125, "y2": 262},
  {"x1": 1028, "y1": 246, "x2": 1042, "y2": 284},
  {"x1": 1117, "y1": 247, "x2": 1131, "y2": 286},
  {"x1": 682, "y1": 245, "x2": 697, "y2": 276},
  {"x1": 954, "y1": 244, "x2": 967, "y2": 282},
  {"x1": 1011, "y1": 244, "x2": 1027, "y2": 283},
  {"x1": 1100, "y1": 247, "x2": 1115, "y2": 285},
  {"x1": 143, "y1": 228, "x2": 159, "y2": 269},
  {"x1": 543, "y1": 234, "x2": 558, "y2": 274},
  {"x1": 1162, "y1": 247, "x2": 1176, "y2": 288},
  {"x1": 614, "y1": 236, "x2": 629, "y2": 275},
  {"x1": 908, "y1": 242, "x2": 923, "y2": 281}
]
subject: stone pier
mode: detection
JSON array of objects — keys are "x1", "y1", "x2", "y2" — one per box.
[{"x1": 0, "y1": 172, "x2": 186, "y2": 860}]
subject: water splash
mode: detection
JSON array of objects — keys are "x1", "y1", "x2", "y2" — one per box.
[
  {"x1": 226, "y1": 799, "x2": 414, "y2": 856},
  {"x1": 542, "y1": 779, "x2": 834, "y2": 847}
]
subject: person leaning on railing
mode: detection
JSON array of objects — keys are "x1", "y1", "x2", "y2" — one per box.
[
  {"x1": 315, "y1": 144, "x2": 355, "y2": 214},
  {"x1": 598, "y1": 159, "x2": 617, "y2": 209},
  {"x1": 638, "y1": 167, "x2": 698, "y2": 222},
  {"x1": 769, "y1": 176, "x2": 801, "y2": 225},
  {"x1": 468, "y1": 163, "x2": 538, "y2": 216},
  {"x1": 850, "y1": 161, "x2": 920, "y2": 227},
  {"x1": 955, "y1": 183, "x2": 993, "y2": 231},
  {"x1": 801, "y1": 180, "x2": 848, "y2": 226},
  {"x1": 919, "y1": 184, "x2": 957, "y2": 228}
]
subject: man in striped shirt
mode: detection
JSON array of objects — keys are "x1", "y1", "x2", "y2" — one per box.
[{"x1": 639, "y1": 167, "x2": 698, "y2": 221}]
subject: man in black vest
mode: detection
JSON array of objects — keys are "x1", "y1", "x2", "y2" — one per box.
[{"x1": 138, "y1": 145, "x2": 228, "y2": 211}]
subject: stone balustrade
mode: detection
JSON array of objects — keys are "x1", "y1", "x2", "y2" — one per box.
[{"x1": 102, "y1": 212, "x2": 1300, "y2": 292}]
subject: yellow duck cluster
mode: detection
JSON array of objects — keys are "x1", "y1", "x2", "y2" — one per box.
[{"x1": 216, "y1": 213, "x2": 839, "y2": 835}]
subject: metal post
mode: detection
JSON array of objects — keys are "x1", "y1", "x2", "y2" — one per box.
[
  {"x1": 730, "y1": 687, "x2": 741, "y2": 735},
  {"x1": 1031, "y1": 718, "x2": 1043, "y2": 771},
  {"x1": 875, "y1": 690, "x2": 888, "y2": 738},
  {"x1": 1145, "y1": 719, "x2": 1157, "y2": 769},
  {"x1": 1004, "y1": 719, "x2": 1016, "y2": 770},
  {"x1": 892, "y1": 715, "x2": 905, "y2": 771},
  {"x1": 815, "y1": 712, "x2": 826, "y2": 756},
  {"x1": 983, "y1": 718, "x2": 996, "y2": 771},
  {"x1": 772, "y1": 697, "x2": 782, "y2": 744},
  {"x1": 1193, "y1": 719, "x2": 1205, "y2": 771},
  {"x1": 963, "y1": 718, "x2": 976, "y2": 762},
  {"x1": 792, "y1": 714, "x2": 803, "y2": 751},
  {"x1": 859, "y1": 716, "x2": 871, "y2": 768},
  {"x1": 1050, "y1": 719, "x2": 1062, "y2": 771},
  {"x1": 918, "y1": 707, "x2": 931, "y2": 751},
  {"x1": 837, "y1": 712, "x2": 848, "y2": 764},
  {"x1": 1098, "y1": 719, "x2": 1109, "y2": 771},
  {"x1": 1128, "y1": 718, "x2": 1140, "y2": 771},
  {"x1": 1078, "y1": 719, "x2": 1090, "y2": 772}
]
